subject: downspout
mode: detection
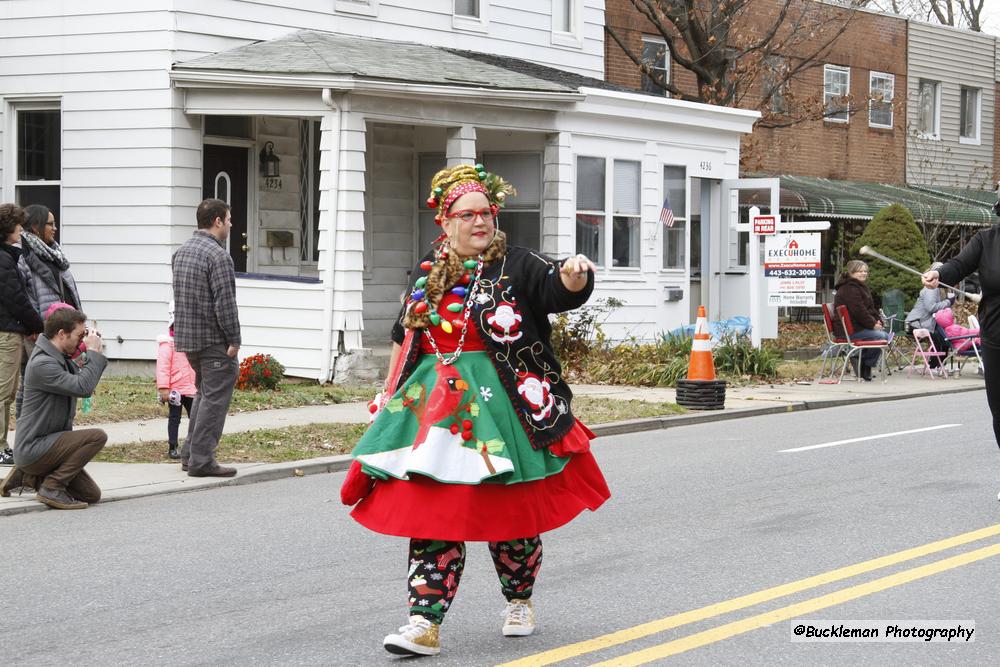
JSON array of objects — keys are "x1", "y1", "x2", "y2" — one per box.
[{"x1": 319, "y1": 88, "x2": 342, "y2": 383}]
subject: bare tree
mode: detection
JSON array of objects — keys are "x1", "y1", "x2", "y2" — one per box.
[
  {"x1": 606, "y1": 0, "x2": 870, "y2": 128},
  {"x1": 856, "y1": 0, "x2": 984, "y2": 31}
]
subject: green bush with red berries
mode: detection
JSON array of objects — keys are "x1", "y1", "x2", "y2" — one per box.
[{"x1": 237, "y1": 353, "x2": 285, "y2": 391}]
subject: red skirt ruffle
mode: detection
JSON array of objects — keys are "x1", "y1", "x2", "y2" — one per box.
[{"x1": 350, "y1": 421, "x2": 610, "y2": 541}]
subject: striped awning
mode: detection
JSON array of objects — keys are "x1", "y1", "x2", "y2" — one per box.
[{"x1": 741, "y1": 176, "x2": 996, "y2": 227}]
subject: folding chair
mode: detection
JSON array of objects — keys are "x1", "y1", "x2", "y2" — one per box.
[
  {"x1": 817, "y1": 303, "x2": 851, "y2": 382},
  {"x1": 942, "y1": 314, "x2": 984, "y2": 377},
  {"x1": 878, "y1": 308, "x2": 908, "y2": 373},
  {"x1": 836, "y1": 305, "x2": 890, "y2": 383},
  {"x1": 907, "y1": 328, "x2": 947, "y2": 378}
]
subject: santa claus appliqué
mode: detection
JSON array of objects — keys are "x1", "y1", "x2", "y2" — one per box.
[
  {"x1": 517, "y1": 372, "x2": 554, "y2": 422},
  {"x1": 486, "y1": 302, "x2": 523, "y2": 344}
]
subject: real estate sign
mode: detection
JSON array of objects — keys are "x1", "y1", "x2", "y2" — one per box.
[{"x1": 764, "y1": 233, "x2": 821, "y2": 306}]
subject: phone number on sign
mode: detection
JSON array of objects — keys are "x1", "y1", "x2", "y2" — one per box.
[{"x1": 765, "y1": 269, "x2": 820, "y2": 277}]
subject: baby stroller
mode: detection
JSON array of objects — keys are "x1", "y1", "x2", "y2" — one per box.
[{"x1": 938, "y1": 312, "x2": 984, "y2": 377}]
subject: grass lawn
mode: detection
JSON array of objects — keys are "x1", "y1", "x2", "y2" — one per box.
[
  {"x1": 95, "y1": 422, "x2": 368, "y2": 463},
  {"x1": 96, "y1": 394, "x2": 686, "y2": 464},
  {"x1": 72, "y1": 377, "x2": 379, "y2": 426}
]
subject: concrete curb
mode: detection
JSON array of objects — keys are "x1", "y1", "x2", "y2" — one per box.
[{"x1": 1, "y1": 383, "x2": 984, "y2": 517}]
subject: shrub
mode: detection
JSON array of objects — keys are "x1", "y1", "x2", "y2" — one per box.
[
  {"x1": 551, "y1": 296, "x2": 623, "y2": 366},
  {"x1": 713, "y1": 331, "x2": 780, "y2": 378},
  {"x1": 237, "y1": 353, "x2": 285, "y2": 391},
  {"x1": 849, "y1": 203, "x2": 930, "y2": 305}
]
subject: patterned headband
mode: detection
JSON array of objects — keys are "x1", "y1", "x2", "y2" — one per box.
[{"x1": 434, "y1": 181, "x2": 491, "y2": 225}]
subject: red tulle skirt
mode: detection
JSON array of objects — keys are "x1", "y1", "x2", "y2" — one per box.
[{"x1": 350, "y1": 421, "x2": 611, "y2": 541}]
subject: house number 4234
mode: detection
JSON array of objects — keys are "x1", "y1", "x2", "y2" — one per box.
[{"x1": 698, "y1": 160, "x2": 712, "y2": 172}]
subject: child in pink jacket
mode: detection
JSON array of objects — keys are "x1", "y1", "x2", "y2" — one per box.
[
  {"x1": 934, "y1": 308, "x2": 981, "y2": 354},
  {"x1": 157, "y1": 302, "x2": 197, "y2": 460}
]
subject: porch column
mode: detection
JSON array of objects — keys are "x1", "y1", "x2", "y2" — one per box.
[
  {"x1": 333, "y1": 108, "x2": 368, "y2": 352},
  {"x1": 541, "y1": 132, "x2": 574, "y2": 257},
  {"x1": 446, "y1": 125, "x2": 477, "y2": 166}
]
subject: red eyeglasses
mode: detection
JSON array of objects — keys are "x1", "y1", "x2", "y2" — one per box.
[{"x1": 448, "y1": 208, "x2": 495, "y2": 223}]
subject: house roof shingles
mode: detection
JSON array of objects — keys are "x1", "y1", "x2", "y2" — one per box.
[{"x1": 174, "y1": 30, "x2": 635, "y2": 94}]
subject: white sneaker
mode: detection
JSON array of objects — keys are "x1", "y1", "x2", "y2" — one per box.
[
  {"x1": 383, "y1": 615, "x2": 440, "y2": 656},
  {"x1": 501, "y1": 599, "x2": 535, "y2": 637}
]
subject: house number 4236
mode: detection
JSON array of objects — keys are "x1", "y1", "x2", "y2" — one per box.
[{"x1": 699, "y1": 160, "x2": 712, "y2": 172}]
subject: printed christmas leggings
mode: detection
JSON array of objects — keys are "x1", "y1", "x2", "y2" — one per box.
[{"x1": 407, "y1": 536, "x2": 542, "y2": 623}]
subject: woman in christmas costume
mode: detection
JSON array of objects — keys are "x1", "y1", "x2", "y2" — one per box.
[{"x1": 341, "y1": 163, "x2": 610, "y2": 657}]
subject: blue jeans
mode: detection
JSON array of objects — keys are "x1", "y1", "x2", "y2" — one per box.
[{"x1": 851, "y1": 328, "x2": 890, "y2": 369}]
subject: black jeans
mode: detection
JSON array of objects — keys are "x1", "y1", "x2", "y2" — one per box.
[
  {"x1": 167, "y1": 395, "x2": 195, "y2": 446},
  {"x1": 980, "y1": 342, "x2": 1000, "y2": 450}
]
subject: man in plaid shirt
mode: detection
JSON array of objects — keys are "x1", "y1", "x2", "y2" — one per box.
[{"x1": 172, "y1": 198, "x2": 241, "y2": 478}]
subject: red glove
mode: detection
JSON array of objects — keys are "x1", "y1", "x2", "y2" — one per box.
[{"x1": 340, "y1": 460, "x2": 376, "y2": 506}]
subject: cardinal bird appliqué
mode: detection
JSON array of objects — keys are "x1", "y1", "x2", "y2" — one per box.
[
  {"x1": 516, "y1": 372, "x2": 553, "y2": 422},
  {"x1": 412, "y1": 362, "x2": 470, "y2": 449},
  {"x1": 486, "y1": 302, "x2": 523, "y2": 344}
]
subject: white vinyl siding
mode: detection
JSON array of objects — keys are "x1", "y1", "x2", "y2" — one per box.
[
  {"x1": 823, "y1": 64, "x2": 850, "y2": 123},
  {"x1": 869, "y1": 71, "x2": 894, "y2": 129},
  {"x1": 907, "y1": 21, "x2": 995, "y2": 187}
]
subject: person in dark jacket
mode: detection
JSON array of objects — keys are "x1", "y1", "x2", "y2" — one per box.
[
  {"x1": 341, "y1": 164, "x2": 609, "y2": 657},
  {"x1": 0, "y1": 204, "x2": 44, "y2": 465},
  {"x1": 833, "y1": 259, "x2": 889, "y2": 381},
  {"x1": 924, "y1": 211, "x2": 1000, "y2": 499}
]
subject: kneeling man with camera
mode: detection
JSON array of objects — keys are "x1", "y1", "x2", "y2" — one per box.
[{"x1": 1, "y1": 308, "x2": 107, "y2": 509}]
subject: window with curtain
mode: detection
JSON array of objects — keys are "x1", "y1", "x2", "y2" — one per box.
[
  {"x1": 868, "y1": 72, "x2": 894, "y2": 129},
  {"x1": 762, "y1": 56, "x2": 787, "y2": 114},
  {"x1": 612, "y1": 160, "x2": 640, "y2": 268},
  {"x1": 960, "y1": 87, "x2": 980, "y2": 141},
  {"x1": 553, "y1": 0, "x2": 573, "y2": 33},
  {"x1": 575, "y1": 156, "x2": 605, "y2": 266},
  {"x1": 661, "y1": 166, "x2": 686, "y2": 270},
  {"x1": 15, "y1": 107, "x2": 61, "y2": 232},
  {"x1": 455, "y1": 0, "x2": 479, "y2": 18},
  {"x1": 918, "y1": 79, "x2": 940, "y2": 138},
  {"x1": 823, "y1": 64, "x2": 850, "y2": 122}
]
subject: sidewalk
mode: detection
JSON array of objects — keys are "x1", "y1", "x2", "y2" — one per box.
[{"x1": 1, "y1": 371, "x2": 984, "y2": 516}]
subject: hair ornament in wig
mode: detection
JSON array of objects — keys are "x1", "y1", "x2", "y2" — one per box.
[{"x1": 426, "y1": 163, "x2": 516, "y2": 226}]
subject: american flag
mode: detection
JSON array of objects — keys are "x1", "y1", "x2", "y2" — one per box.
[{"x1": 659, "y1": 194, "x2": 675, "y2": 227}]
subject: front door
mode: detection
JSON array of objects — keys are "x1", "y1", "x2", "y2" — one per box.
[{"x1": 203, "y1": 144, "x2": 249, "y2": 272}]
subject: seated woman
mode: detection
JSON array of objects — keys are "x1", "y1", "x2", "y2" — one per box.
[
  {"x1": 833, "y1": 259, "x2": 890, "y2": 381},
  {"x1": 905, "y1": 262, "x2": 954, "y2": 369}
]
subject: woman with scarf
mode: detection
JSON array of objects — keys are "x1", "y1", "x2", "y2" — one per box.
[
  {"x1": 833, "y1": 259, "x2": 889, "y2": 381},
  {"x1": 22, "y1": 205, "x2": 81, "y2": 314},
  {"x1": 341, "y1": 163, "x2": 610, "y2": 657}
]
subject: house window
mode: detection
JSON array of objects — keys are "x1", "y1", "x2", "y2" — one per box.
[
  {"x1": 553, "y1": 0, "x2": 573, "y2": 33},
  {"x1": 641, "y1": 37, "x2": 669, "y2": 95},
  {"x1": 869, "y1": 72, "x2": 894, "y2": 129},
  {"x1": 612, "y1": 160, "x2": 641, "y2": 268},
  {"x1": 455, "y1": 0, "x2": 479, "y2": 18},
  {"x1": 918, "y1": 79, "x2": 940, "y2": 139},
  {"x1": 575, "y1": 156, "x2": 605, "y2": 266},
  {"x1": 960, "y1": 86, "x2": 980, "y2": 143},
  {"x1": 204, "y1": 115, "x2": 252, "y2": 138},
  {"x1": 823, "y1": 64, "x2": 850, "y2": 122},
  {"x1": 762, "y1": 56, "x2": 787, "y2": 114},
  {"x1": 15, "y1": 106, "x2": 61, "y2": 227},
  {"x1": 661, "y1": 166, "x2": 686, "y2": 270},
  {"x1": 299, "y1": 120, "x2": 321, "y2": 263},
  {"x1": 482, "y1": 152, "x2": 541, "y2": 250}
]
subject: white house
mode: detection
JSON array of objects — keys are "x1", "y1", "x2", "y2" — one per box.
[{"x1": 1, "y1": 1, "x2": 765, "y2": 381}]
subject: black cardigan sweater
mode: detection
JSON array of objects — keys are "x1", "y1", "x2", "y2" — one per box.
[
  {"x1": 392, "y1": 245, "x2": 594, "y2": 450},
  {"x1": 938, "y1": 225, "x2": 1000, "y2": 345}
]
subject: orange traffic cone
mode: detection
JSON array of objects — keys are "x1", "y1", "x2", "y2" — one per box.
[{"x1": 686, "y1": 305, "x2": 716, "y2": 381}]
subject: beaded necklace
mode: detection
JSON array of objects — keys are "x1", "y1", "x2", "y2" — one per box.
[{"x1": 410, "y1": 254, "x2": 485, "y2": 366}]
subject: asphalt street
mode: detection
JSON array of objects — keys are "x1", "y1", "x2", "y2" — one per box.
[{"x1": 4, "y1": 391, "x2": 999, "y2": 666}]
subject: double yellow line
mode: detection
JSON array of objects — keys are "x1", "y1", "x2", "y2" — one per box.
[{"x1": 500, "y1": 523, "x2": 1000, "y2": 666}]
